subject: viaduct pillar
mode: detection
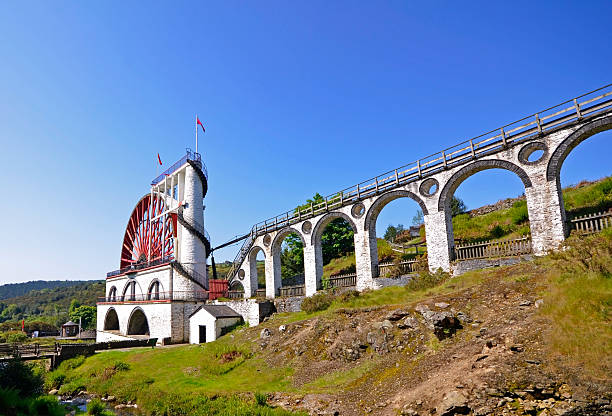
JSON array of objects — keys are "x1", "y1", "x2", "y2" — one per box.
[{"x1": 424, "y1": 211, "x2": 453, "y2": 273}]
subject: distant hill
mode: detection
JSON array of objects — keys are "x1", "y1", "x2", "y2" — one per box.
[
  {"x1": 0, "y1": 280, "x2": 105, "y2": 326},
  {"x1": 0, "y1": 280, "x2": 94, "y2": 301}
]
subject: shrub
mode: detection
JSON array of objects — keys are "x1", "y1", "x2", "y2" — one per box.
[
  {"x1": 510, "y1": 201, "x2": 529, "y2": 224},
  {"x1": 5, "y1": 331, "x2": 28, "y2": 343},
  {"x1": 29, "y1": 395, "x2": 67, "y2": 416},
  {"x1": 254, "y1": 391, "x2": 268, "y2": 406},
  {"x1": 45, "y1": 370, "x2": 67, "y2": 390},
  {"x1": 301, "y1": 291, "x2": 335, "y2": 313},
  {"x1": 0, "y1": 359, "x2": 45, "y2": 397},
  {"x1": 87, "y1": 398, "x2": 114, "y2": 415},
  {"x1": 406, "y1": 269, "x2": 450, "y2": 292},
  {"x1": 0, "y1": 387, "x2": 65, "y2": 416},
  {"x1": 337, "y1": 290, "x2": 359, "y2": 303},
  {"x1": 113, "y1": 361, "x2": 130, "y2": 372}
]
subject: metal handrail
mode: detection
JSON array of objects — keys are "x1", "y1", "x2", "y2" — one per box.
[
  {"x1": 226, "y1": 83, "x2": 612, "y2": 278},
  {"x1": 107, "y1": 256, "x2": 173, "y2": 278},
  {"x1": 151, "y1": 148, "x2": 207, "y2": 186},
  {"x1": 97, "y1": 290, "x2": 209, "y2": 303}
]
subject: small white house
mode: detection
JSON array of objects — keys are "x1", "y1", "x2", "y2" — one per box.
[{"x1": 188, "y1": 305, "x2": 243, "y2": 344}]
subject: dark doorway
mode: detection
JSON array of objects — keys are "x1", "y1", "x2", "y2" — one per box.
[
  {"x1": 127, "y1": 309, "x2": 149, "y2": 335},
  {"x1": 199, "y1": 325, "x2": 206, "y2": 343}
]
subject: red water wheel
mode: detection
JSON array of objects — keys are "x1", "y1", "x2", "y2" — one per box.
[{"x1": 120, "y1": 194, "x2": 177, "y2": 269}]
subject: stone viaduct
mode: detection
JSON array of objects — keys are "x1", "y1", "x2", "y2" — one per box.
[{"x1": 225, "y1": 85, "x2": 612, "y2": 298}]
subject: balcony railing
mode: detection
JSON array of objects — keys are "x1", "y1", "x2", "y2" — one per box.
[
  {"x1": 98, "y1": 290, "x2": 209, "y2": 304},
  {"x1": 227, "y1": 84, "x2": 612, "y2": 279}
]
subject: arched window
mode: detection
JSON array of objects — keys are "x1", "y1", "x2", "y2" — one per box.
[
  {"x1": 148, "y1": 281, "x2": 161, "y2": 300},
  {"x1": 122, "y1": 281, "x2": 136, "y2": 301},
  {"x1": 108, "y1": 286, "x2": 117, "y2": 302}
]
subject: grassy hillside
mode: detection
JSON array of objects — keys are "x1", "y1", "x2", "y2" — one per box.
[
  {"x1": 50, "y1": 229, "x2": 612, "y2": 415},
  {"x1": 0, "y1": 280, "x2": 104, "y2": 326},
  {"x1": 453, "y1": 176, "x2": 612, "y2": 243}
]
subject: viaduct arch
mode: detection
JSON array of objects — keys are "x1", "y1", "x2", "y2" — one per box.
[{"x1": 227, "y1": 86, "x2": 612, "y2": 299}]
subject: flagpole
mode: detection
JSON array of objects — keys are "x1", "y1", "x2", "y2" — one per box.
[{"x1": 195, "y1": 114, "x2": 198, "y2": 155}]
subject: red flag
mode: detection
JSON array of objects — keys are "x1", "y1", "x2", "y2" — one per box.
[
  {"x1": 22, "y1": 319, "x2": 25, "y2": 332},
  {"x1": 157, "y1": 153, "x2": 162, "y2": 165},
  {"x1": 197, "y1": 117, "x2": 205, "y2": 132}
]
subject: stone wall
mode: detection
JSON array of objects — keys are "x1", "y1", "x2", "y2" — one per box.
[{"x1": 451, "y1": 256, "x2": 533, "y2": 276}]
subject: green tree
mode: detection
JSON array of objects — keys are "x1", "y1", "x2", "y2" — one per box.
[
  {"x1": 450, "y1": 196, "x2": 467, "y2": 217},
  {"x1": 383, "y1": 224, "x2": 405, "y2": 242},
  {"x1": 69, "y1": 305, "x2": 96, "y2": 329}
]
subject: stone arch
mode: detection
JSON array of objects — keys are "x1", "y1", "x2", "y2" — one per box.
[
  {"x1": 363, "y1": 189, "x2": 428, "y2": 233},
  {"x1": 230, "y1": 280, "x2": 245, "y2": 292},
  {"x1": 311, "y1": 211, "x2": 359, "y2": 289},
  {"x1": 437, "y1": 159, "x2": 532, "y2": 212},
  {"x1": 546, "y1": 115, "x2": 612, "y2": 182},
  {"x1": 270, "y1": 227, "x2": 307, "y2": 292},
  {"x1": 121, "y1": 280, "x2": 137, "y2": 301},
  {"x1": 103, "y1": 308, "x2": 119, "y2": 331},
  {"x1": 147, "y1": 279, "x2": 163, "y2": 300},
  {"x1": 127, "y1": 307, "x2": 149, "y2": 335},
  {"x1": 311, "y1": 211, "x2": 358, "y2": 246},
  {"x1": 108, "y1": 286, "x2": 117, "y2": 301},
  {"x1": 248, "y1": 245, "x2": 266, "y2": 293},
  {"x1": 271, "y1": 227, "x2": 305, "y2": 253}
]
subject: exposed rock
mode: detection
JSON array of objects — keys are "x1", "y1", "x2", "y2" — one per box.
[
  {"x1": 435, "y1": 302, "x2": 450, "y2": 309},
  {"x1": 387, "y1": 309, "x2": 410, "y2": 321},
  {"x1": 519, "y1": 300, "x2": 532, "y2": 307},
  {"x1": 48, "y1": 389, "x2": 58, "y2": 395},
  {"x1": 535, "y1": 299, "x2": 544, "y2": 308},
  {"x1": 437, "y1": 390, "x2": 470, "y2": 415},
  {"x1": 417, "y1": 308, "x2": 462, "y2": 339},
  {"x1": 260, "y1": 328, "x2": 271, "y2": 339},
  {"x1": 279, "y1": 325, "x2": 287, "y2": 333},
  {"x1": 397, "y1": 316, "x2": 418, "y2": 329}
]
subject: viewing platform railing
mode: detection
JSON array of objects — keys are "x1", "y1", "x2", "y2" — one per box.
[
  {"x1": 227, "y1": 84, "x2": 612, "y2": 279},
  {"x1": 151, "y1": 148, "x2": 207, "y2": 186}
]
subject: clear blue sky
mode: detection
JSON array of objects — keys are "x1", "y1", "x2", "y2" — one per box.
[{"x1": 1, "y1": 2, "x2": 611, "y2": 283}]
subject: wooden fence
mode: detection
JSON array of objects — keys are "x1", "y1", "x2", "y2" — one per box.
[
  {"x1": 327, "y1": 273, "x2": 357, "y2": 288},
  {"x1": 0, "y1": 343, "x2": 59, "y2": 359},
  {"x1": 279, "y1": 285, "x2": 305, "y2": 297},
  {"x1": 376, "y1": 260, "x2": 417, "y2": 277},
  {"x1": 454, "y1": 236, "x2": 532, "y2": 261},
  {"x1": 570, "y1": 210, "x2": 612, "y2": 233}
]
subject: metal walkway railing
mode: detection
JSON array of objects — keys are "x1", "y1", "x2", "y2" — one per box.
[{"x1": 226, "y1": 83, "x2": 612, "y2": 279}]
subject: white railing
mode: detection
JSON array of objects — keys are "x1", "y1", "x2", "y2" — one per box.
[{"x1": 227, "y1": 84, "x2": 612, "y2": 278}]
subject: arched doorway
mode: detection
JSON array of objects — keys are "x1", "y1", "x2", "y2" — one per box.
[
  {"x1": 127, "y1": 308, "x2": 149, "y2": 335},
  {"x1": 103, "y1": 308, "x2": 119, "y2": 331}
]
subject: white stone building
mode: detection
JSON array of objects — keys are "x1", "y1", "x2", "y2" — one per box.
[{"x1": 188, "y1": 305, "x2": 243, "y2": 344}]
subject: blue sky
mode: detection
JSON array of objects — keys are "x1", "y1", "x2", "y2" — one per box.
[{"x1": 1, "y1": 2, "x2": 610, "y2": 283}]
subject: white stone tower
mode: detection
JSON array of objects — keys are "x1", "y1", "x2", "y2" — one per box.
[{"x1": 176, "y1": 158, "x2": 209, "y2": 289}]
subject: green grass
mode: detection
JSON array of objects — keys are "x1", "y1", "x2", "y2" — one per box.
[{"x1": 538, "y1": 228, "x2": 612, "y2": 378}]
